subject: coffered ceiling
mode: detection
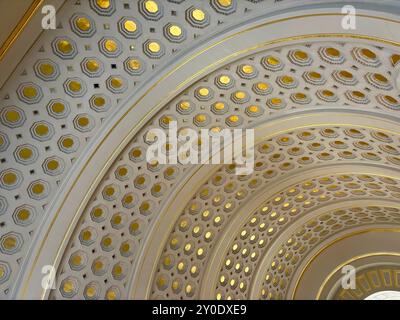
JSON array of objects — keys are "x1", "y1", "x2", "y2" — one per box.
[{"x1": 1, "y1": 0, "x2": 400, "y2": 300}]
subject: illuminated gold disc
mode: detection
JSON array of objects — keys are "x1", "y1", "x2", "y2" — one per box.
[
  {"x1": 124, "y1": 20, "x2": 137, "y2": 32},
  {"x1": 76, "y1": 17, "x2": 91, "y2": 31},
  {"x1": 192, "y1": 9, "x2": 205, "y2": 21},
  {"x1": 104, "y1": 39, "x2": 117, "y2": 52},
  {"x1": 169, "y1": 25, "x2": 182, "y2": 37},
  {"x1": 148, "y1": 41, "x2": 161, "y2": 53},
  {"x1": 144, "y1": 0, "x2": 159, "y2": 13},
  {"x1": 96, "y1": 0, "x2": 110, "y2": 9}
]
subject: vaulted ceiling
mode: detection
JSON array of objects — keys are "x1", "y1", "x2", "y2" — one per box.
[{"x1": 1, "y1": 0, "x2": 400, "y2": 300}]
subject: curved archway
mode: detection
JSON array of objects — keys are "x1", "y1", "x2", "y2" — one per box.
[{"x1": 1, "y1": 1, "x2": 400, "y2": 300}]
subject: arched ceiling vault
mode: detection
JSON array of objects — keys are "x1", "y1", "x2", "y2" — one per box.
[{"x1": 1, "y1": 0, "x2": 400, "y2": 300}]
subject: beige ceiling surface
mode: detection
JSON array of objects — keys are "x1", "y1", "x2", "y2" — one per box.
[{"x1": 0, "y1": 0, "x2": 35, "y2": 47}]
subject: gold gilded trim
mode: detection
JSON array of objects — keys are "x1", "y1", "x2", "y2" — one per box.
[
  {"x1": 0, "y1": 0, "x2": 44, "y2": 61},
  {"x1": 292, "y1": 229, "x2": 400, "y2": 300},
  {"x1": 18, "y1": 12, "x2": 400, "y2": 299}
]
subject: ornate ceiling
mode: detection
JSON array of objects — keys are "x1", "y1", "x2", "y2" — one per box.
[{"x1": 1, "y1": 0, "x2": 400, "y2": 300}]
